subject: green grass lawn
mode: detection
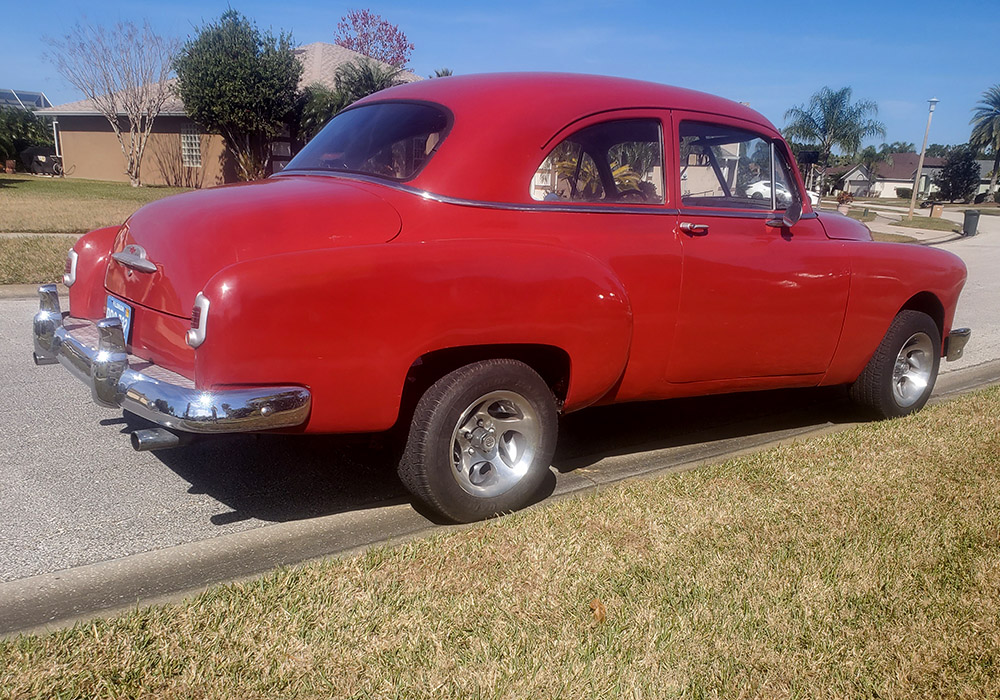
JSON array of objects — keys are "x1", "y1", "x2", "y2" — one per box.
[
  {"x1": 871, "y1": 231, "x2": 919, "y2": 244},
  {"x1": 890, "y1": 216, "x2": 962, "y2": 234},
  {"x1": 3, "y1": 386, "x2": 999, "y2": 698},
  {"x1": 853, "y1": 197, "x2": 910, "y2": 206},
  {"x1": 0, "y1": 236, "x2": 74, "y2": 285},
  {"x1": 0, "y1": 174, "x2": 189, "y2": 233},
  {"x1": 846, "y1": 208, "x2": 877, "y2": 222}
]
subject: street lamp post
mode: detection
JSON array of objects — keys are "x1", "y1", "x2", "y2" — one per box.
[{"x1": 907, "y1": 98, "x2": 939, "y2": 220}]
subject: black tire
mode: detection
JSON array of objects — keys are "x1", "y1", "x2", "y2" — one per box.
[
  {"x1": 849, "y1": 310, "x2": 941, "y2": 419},
  {"x1": 398, "y1": 359, "x2": 558, "y2": 523}
]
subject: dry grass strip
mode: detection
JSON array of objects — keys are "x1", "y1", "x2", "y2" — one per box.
[
  {"x1": 0, "y1": 237, "x2": 72, "y2": 285},
  {"x1": 0, "y1": 174, "x2": 187, "y2": 233}
]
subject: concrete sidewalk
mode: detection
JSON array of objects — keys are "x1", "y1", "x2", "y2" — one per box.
[{"x1": 818, "y1": 202, "x2": 964, "y2": 245}]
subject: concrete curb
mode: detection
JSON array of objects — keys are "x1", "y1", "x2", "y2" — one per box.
[
  {"x1": 0, "y1": 283, "x2": 59, "y2": 299},
  {"x1": 3, "y1": 359, "x2": 999, "y2": 639}
]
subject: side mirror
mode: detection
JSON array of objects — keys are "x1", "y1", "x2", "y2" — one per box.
[{"x1": 766, "y1": 199, "x2": 802, "y2": 229}]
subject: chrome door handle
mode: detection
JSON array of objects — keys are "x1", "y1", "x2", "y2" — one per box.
[{"x1": 679, "y1": 222, "x2": 709, "y2": 236}]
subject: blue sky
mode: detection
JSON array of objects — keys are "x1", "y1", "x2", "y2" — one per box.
[{"x1": 3, "y1": 0, "x2": 996, "y2": 151}]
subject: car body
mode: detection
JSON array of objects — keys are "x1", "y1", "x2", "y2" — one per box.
[{"x1": 33, "y1": 73, "x2": 971, "y2": 522}]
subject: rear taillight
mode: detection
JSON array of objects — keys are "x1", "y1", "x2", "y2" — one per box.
[
  {"x1": 63, "y1": 249, "x2": 78, "y2": 287},
  {"x1": 185, "y1": 292, "x2": 210, "y2": 348}
]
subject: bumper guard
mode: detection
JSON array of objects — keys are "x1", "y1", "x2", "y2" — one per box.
[
  {"x1": 32, "y1": 284, "x2": 311, "y2": 433},
  {"x1": 944, "y1": 327, "x2": 972, "y2": 362}
]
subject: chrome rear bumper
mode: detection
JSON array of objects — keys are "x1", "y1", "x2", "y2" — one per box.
[{"x1": 32, "y1": 284, "x2": 311, "y2": 433}]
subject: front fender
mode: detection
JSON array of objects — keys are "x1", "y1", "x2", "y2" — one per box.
[
  {"x1": 823, "y1": 241, "x2": 967, "y2": 385},
  {"x1": 195, "y1": 240, "x2": 633, "y2": 433}
]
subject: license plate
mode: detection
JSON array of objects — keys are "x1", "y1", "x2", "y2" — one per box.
[{"x1": 104, "y1": 295, "x2": 133, "y2": 343}]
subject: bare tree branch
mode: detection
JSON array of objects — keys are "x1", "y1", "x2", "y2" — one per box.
[{"x1": 47, "y1": 21, "x2": 178, "y2": 186}]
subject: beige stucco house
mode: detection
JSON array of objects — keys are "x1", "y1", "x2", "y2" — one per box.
[
  {"x1": 834, "y1": 153, "x2": 946, "y2": 198},
  {"x1": 37, "y1": 43, "x2": 420, "y2": 187}
]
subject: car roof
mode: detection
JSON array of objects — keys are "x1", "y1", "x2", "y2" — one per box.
[{"x1": 355, "y1": 73, "x2": 779, "y2": 203}]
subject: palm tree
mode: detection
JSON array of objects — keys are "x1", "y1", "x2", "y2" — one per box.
[
  {"x1": 430, "y1": 68, "x2": 453, "y2": 78},
  {"x1": 784, "y1": 87, "x2": 886, "y2": 192},
  {"x1": 335, "y1": 58, "x2": 404, "y2": 105},
  {"x1": 970, "y1": 85, "x2": 1000, "y2": 196}
]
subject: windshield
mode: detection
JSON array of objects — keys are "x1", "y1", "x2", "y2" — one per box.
[{"x1": 286, "y1": 102, "x2": 449, "y2": 181}]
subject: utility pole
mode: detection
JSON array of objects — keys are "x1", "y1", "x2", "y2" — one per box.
[{"x1": 907, "y1": 98, "x2": 939, "y2": 220}]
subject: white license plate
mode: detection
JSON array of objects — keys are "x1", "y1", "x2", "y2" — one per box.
[{"x1": 104, "y1": 295, "x2": 133, "y2": 342}]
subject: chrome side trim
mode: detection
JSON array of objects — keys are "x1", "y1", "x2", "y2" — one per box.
[
  {"x1": 677, "y1": 208, "x2": 820, "y2": 221},
  {"x1": 274, "y1": 170, "x2": 681, "y2": 216},
  {"x1": 185, "y1": 291, "x2": 210, "y2": 348},
  {"x1": 944, "y1": 328, "x2": 971, "y2": 362},
  {"x1": 32, "y1": 285, "x2": 311, "y2": 433},
  {"x1": 63, "y1": 249, "x2": 78, "y2": 287}
]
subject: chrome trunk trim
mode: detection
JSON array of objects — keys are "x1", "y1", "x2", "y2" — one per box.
[{"x1": 111, "y1": 245, "x2": 157, "y2": 273}]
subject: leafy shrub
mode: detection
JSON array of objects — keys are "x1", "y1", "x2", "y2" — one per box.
[
  {"x1": 836, "y1": 191, "x2": 854, "y2": 205},
  {"x1": 0, "y1": 107, "x2": 53, "y2": 164},
  {"x1": 895, "y1": 187, "x2": 912, "y2": 199},
  {"x1": 994, "y1": 190, "x2": 1000, "y2": 204}
]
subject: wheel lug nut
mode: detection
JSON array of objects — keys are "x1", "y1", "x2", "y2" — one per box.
[
  {"x1": 467, "y1": 447, "x2": 475, "y2": 455},
  {"x1": 477, "y1": 419, "x2": 484, "y2": 427}
]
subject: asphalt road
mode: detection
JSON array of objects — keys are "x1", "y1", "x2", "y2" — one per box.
[{"x1": 1, "y1": 217, "x2": 998, "y2": 633}]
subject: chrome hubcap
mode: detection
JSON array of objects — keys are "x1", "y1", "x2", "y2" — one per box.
[
  {"x1": 451, "y1": 390, "x2": 539, "y2": 498},
  {"x1": 891, "y1": 331, "x2": 934, "y2": 407}
]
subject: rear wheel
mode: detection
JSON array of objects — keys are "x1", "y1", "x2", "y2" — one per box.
[
  {"x1": 849, "y1": 310, "x2": 940, "y2": 418},
  {"x1": 398, "y1": 359, "x2": 558, "y2": 523}
]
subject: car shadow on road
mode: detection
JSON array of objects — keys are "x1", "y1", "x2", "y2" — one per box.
[
  {"x1": 553, "y1": 385, "x2": 860, "y2": 472},
  {"x1": 122, "y1": 386, "x2": 861, "y2": 527},
  {"x1": 114, "y1": 412, "x2": 409, "y2": 525}
]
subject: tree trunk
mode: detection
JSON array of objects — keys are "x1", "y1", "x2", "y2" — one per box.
[{"x1": 990, "y1": 151, "x2": 999, "y2": 195}]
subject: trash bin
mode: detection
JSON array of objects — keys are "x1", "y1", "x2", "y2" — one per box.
[
  {"x1": 963, "y1": 209, "x2": 980, "y2": 236},
  {"x1": 930, "y1": 204, "x2": 944, "y2": 218}
]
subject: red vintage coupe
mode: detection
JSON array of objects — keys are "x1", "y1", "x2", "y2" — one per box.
[{"x1": 33, "y1": 74, "x2": 970, "y2": 522}]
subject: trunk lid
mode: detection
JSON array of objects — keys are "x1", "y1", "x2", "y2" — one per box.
[{"x1": 105, "y1": 176, "x2": 401, "y2": 317}]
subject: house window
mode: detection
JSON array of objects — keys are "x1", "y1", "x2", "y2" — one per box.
[{"x1": 180, "y1": 127, "x2": 202, "y2": 168}]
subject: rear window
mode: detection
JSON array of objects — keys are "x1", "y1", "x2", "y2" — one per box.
[{"x1": 286, "y1": 102, "x2": 449, "y2": 181}]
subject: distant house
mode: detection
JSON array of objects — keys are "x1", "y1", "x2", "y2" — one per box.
[
  {"x1": 36, "y1": 43, "x2": 421, "y2": 187},
  {"x1": 833, "y1": 153, "x2": 946, "y2": 198},
  {"x1": 974, "y1": 160, "x2": 997, "y2": 199}
]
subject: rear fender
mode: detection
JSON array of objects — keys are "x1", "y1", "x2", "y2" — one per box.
[
  {"x1": 196, "y1": 240, "x2": 633, "y2": 433},
  {"x1": 67, "y1": 226, "x2": 119, "y2": 318}
]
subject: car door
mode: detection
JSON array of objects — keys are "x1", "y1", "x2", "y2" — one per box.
[{"x1": 666, "y1": 112, "x2": 850, "y2": 383}]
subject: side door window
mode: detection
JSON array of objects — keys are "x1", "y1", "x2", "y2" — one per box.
[
  {"x1": 679, "y1": 121, "x2": 797, "y2": 211},
  {"x1": 531, "y1": 119, "x2": 664, "y2": 204}
]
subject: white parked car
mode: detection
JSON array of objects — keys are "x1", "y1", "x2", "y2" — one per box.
[
  {"x1": 746, "y1": 179, "x2": 821, "y2": 207},
  {"x1": 746, "y1": 179, "x2": 792, "y2": 203}
]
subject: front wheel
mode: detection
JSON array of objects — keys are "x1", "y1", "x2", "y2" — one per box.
[
  {"x1": 397, "y1": 359, "x2": 558, "y2": 523},
  {"x1": 849, "y1": 310, "x2": 941, "y2": 419}
]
